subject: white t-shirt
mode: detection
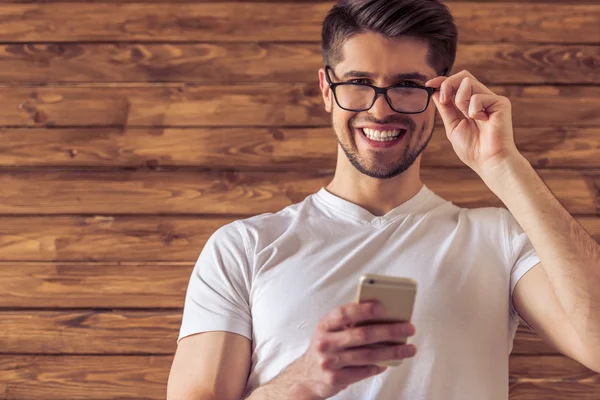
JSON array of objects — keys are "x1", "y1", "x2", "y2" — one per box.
[{"x1": 178, "y1": 184, "x2": 540, "y2": 399}]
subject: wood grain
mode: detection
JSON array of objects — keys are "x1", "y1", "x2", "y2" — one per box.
[
  {"x1": 0, "y1": 355, "x2": 597, "y2": 399},
  {"x1": 509, "y1": 357, "x2": 600, "y2": 400},
  {"x1": 2, "y1": 85, "x2": 599, "y2": 127},
  {"x1": 0, "y1": 310, "x2": 554, "y2": 355},
  {"x1": 0, "y1": 168, "x2": 597, "y2": 215},
  {"x1": 1, "y1": 216, "x2": 598, "y2": 262},
  {"x1": 1, "y1": 43, "x2": 598, "y2": 84},
  {"x1": 0, "y1": 262, "x2": 193, "y2": 308},
  {"x1": 1, "y1": 126, "x2": 598, "y2": 169},
  {"x1": 0, "y1": 3, "x2": 598, "y2": 43},
  {"x1": 0, "y1": 355, "x2": 171, "y2": 400},
  {"x1": 0, "y1": 216, "x2": 231, "y2": 261}
]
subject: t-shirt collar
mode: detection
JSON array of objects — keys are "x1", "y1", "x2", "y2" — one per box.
[{"x1": 314, "y1": 184, "x2": 433, "y2": 225}]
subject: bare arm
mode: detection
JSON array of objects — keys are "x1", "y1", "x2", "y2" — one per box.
[
  {"x1": 483, "y1": 155, "x2": 600, "y2": 372},
  {"x1": 167, "y1": 332, "x2": 251, "y2": 400}
]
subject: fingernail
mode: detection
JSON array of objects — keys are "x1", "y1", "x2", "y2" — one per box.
[{"x1": 440, "y1": 92, "x2": 445, "y2": 103}]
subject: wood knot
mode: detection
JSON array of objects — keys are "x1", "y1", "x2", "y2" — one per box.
[
  {"x1": 145, "y1": 159, "x2": 160, "y2": 169},
  {"x1": 271, "y1": 129, "x2": 285, "y2": 141}
]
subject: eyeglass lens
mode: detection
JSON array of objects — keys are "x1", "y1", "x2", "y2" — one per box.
[{"x1": 335, "y1": 84, "x2": 429, "y2": 113}]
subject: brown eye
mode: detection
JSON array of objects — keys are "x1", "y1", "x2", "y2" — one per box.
[
  {"x1": 348, "y1": 79, "x2": 370, "y2": 85},
  {"x1": 398, "y1": 81, "x2": 420, "y2": 87}
]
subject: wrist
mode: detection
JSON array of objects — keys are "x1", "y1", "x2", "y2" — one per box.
[
  {"x1": 248, "y1": 379, "x2": 323, "y2": 400},
  {"x1": 478, "y1": 152, "x2": 530, "y2": 193}
]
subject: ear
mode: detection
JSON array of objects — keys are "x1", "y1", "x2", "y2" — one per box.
[{"x1": 318, "y1": 68, "x2": 333, "y2": 113}]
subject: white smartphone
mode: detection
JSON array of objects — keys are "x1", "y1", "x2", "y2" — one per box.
[{"x1": 355, "y1": 274, "x2": 417, "y2": 367}]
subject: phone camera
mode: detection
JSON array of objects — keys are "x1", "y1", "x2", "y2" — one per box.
[{"x1": 369, "y1": 279, "x2": 375, "y2": 284}]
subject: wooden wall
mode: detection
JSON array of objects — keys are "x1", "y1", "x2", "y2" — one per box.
[{"x1": 0, "y1": 0, "x2": 599, "y2": 399}]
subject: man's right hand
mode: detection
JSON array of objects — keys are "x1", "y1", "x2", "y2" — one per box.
[{"x1": 264, "y1": 301, "x2": 417, "y2": 399}]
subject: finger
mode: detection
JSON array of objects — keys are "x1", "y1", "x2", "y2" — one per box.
[
  {"x1": 320, "y1": 302, "x2": 385, "y2": 332},
  {"x1": 324, "y1": 322, "x2": 416, "y2": 351},
  {"x1": 331, "y1": 343, "x2": 417, "y2": 368},
  {"x1": 431, "y1": 90, "x2": 461, "y2": 133},
  {"x1": 454, "y1": 77, "x2": 474, "y2": 119},
  {"x1": 468, "y1": 94, "x2": 511, "y2": 121},
  {"x1": 439, "y1": 71, "x2": 494, "y2": 106},
  {"x1": 425, "y1": 76, "x2": 447, "y2": 89}
]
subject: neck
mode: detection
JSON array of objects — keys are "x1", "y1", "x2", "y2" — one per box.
[{"x1": 325, "y1": 152, "x2": 424, "y2": 217}]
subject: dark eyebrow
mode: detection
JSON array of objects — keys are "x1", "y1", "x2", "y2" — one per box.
[{"x1": 341, "y1": 70, "x2": 430, "y2": 83}]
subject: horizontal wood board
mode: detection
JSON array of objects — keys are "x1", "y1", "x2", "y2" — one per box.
[
  {"x1": 1, "y1": 127, "x2": 598, "y2": 169},
  {"x1": 0, "y1": 43, "x2": 598, "y2": 84},
  {"x1": 1, "y1": 85, "x2": 599, "y2": 127}
]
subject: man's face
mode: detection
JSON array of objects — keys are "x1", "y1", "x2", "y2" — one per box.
[{"x1": 319, "y1": 32, "x2": 438, "y2": 179}]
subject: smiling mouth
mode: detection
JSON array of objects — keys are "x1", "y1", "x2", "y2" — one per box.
[{"x1": 359, "y1": 127, "x2": 407, "y2": 142}]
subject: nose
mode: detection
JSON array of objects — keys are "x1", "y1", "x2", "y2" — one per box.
[{"x1": 369, "y1": 93, "x2": 396, "y2": 120}]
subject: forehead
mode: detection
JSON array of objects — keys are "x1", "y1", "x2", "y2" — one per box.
[{"x1": 336, "y1": 32, "x2": 437, "y2": 80}]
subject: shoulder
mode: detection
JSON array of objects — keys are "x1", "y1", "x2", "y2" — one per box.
[
  {"x1": 230, "y1": 193, "x2": 317, "y2": 250},
  {"x1": 425, "y1": 189, "x2": 507, "y2": 227}
]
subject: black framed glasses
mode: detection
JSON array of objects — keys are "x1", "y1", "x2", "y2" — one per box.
[{"x1": 325, "y1": 65, "x2": 438, "y2": 114}]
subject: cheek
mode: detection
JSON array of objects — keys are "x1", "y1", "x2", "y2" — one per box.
[{"x1": 333, "y1": 109, "x2": 356, "y2": 133}]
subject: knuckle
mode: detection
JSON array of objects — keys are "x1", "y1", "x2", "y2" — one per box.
[
  {"x1": 396, "y1": 344, "x2": 413, "y2": 358},
  {"x1": 355, "y1": 328, "x2": 370, "y2": 343},
  {"x1": 324, "y1": 370, "x2": 339, "y2": 386},
  {"x1": 314, "y1": 336, "x2": 330, "y2": 353},
  {"x1": 355, "y1": 347, "x2": 373, "y2": 362},
  {"x1": 394, "y1": 345, "x2": 407, "y2": 358},
  {"x1": 364, "y1": 348, "x2": 378, "y2": 362},
  {"x1": 335, "y1": 307, "x2": 351, "y2": 327},
  {"x1": 365, "y1": 302, "x2": 379, "y2": 317},
  {"x1": 318, "y1": 354, "x2": 334, "y2": 370}
]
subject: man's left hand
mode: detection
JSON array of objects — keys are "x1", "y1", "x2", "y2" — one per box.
[{"x1": 426, "y1": 70, "x2": 521, "y2": 177}]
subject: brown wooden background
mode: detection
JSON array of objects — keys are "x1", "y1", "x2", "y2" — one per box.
[{"x1": 0, "y1": 0, "x2": 599, "y2": 399}]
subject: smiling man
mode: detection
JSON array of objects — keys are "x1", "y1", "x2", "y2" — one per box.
[{"x1": 167, "y1": 1, "x2": 600, "y2": 399}]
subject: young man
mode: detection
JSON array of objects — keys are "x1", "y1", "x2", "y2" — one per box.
[{"x1": 167, "y1": 1, "x2": 600, "y2": 399}]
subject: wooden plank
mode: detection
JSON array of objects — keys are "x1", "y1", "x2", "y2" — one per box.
[
  {"x1": 0, "y1": 169, "x2": 597, "y2": 215},
  {"x1": 1, "y1": 43, "x2": 598, "y2": 85},
  {"x1": 0, "y1": 310, "x2": 554, "y2": 355},
  {"x1": 0, "y1": 355, "x2": 597, "y2": 399},
  {"x1": 0, "y1": 264, "x2": 588, "y2": 357},
  {"x1": 0, "y1": 355, "x2": 172, "y2": 400},
  {"x1": 0, "y1": 216, "x2": 231, "y2": 261},
  {"x1": 1, "y1": 85, "x2": 600, "y2": 127},
  {"x1": 0, "y1": 262, "x2": 193, "y2": 308},
  {"x1": 513, "y1": 324, "x2": 558, "y2": 355},
  {"x1": 0, "y1": 216, "x2": 598, "y2": 262},
  {"x1": 1, "y1": 126, "x2": 598, "y2": 169},
  {"x1": 0, "y1": 3, "x2": 598, "y2": 43},
  {"x1": 509, "y1": 356, "x2": 600, "y2": 399}
]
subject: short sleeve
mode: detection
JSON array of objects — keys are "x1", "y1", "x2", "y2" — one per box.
[
  {"x1": 503, "y1": 210, "x2": 541, "y2": 319},
  {"x1": 177, "y1": 221, "x2": 253, "y2": 343}
]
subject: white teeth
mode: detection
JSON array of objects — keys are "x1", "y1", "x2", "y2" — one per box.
[{"x1": 362, "y1": 128, "x2": 403, "y2": 141}]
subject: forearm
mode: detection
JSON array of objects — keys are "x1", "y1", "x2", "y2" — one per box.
[{"x1": 481, "y1": 154, "x2": 600, "y2": 348}]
